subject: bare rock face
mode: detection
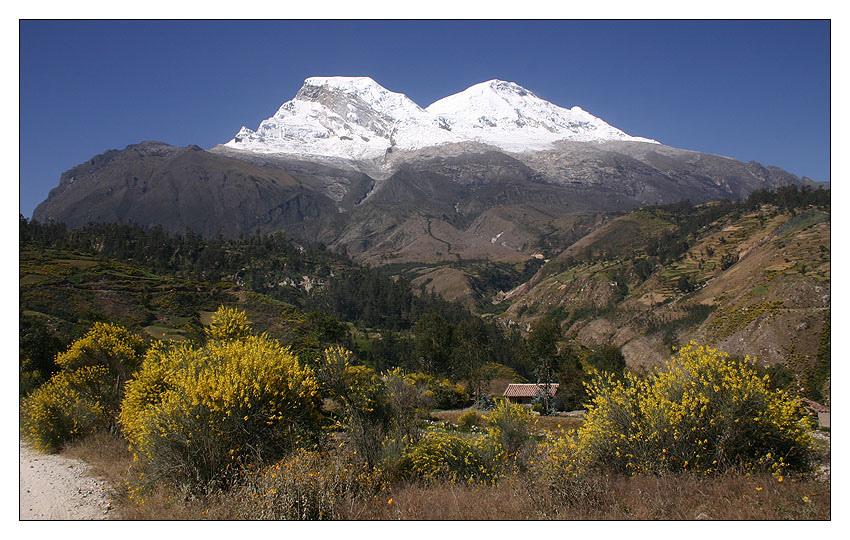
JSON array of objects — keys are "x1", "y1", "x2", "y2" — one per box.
[{"x1": 32, "y1": 141, "x2": 338, "y2": 238}]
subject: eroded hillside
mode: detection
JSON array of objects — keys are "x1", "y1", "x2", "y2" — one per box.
[{"x1": 495, "y1": 190, "x2": 830, "y2": 399}]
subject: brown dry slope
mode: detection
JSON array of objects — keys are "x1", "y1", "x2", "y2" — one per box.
[{"x1": 19, "y1": 441, "x2": 116, "y2": 520}]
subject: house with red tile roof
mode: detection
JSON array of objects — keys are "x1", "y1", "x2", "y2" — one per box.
[{"x1": 502, "y1": 383, "x2": 559, "y2": 405}]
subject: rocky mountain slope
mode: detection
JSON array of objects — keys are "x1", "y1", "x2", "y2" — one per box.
[{"x1": 33, "y1": 141, "x2": 341, "y2": 238}]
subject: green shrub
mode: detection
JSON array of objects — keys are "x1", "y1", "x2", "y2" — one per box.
[
  {"x1": 384, "y1": 368, "x2": 431, "y2": 437},
  {"x1": 457, "y1": 410, "x2": 483, "y2": 431},
  {"x1": 488, "y1": 400, "x2": 536, "y2": 456},
  {"x1": 120, "y1": 312, "x2": 321, "y2": 491},
  {"x1": 21, "y1": 366, "x2": 113, "y2": 452},
  {"x1": 21, "y1": 322, "x2": 146, "y2": 452},
  {"x1": 573, "y1": 342, "x2": 812, "y2": 475},
  {"x1": 398, "y1": 432, "x2": 500, "y2": 483},
  {"x1": 236, "y1": 448, "x2": 373, "y2": 520},
  {"x1": 315, "y1": 346, "x2": 397, "y2": 469}
]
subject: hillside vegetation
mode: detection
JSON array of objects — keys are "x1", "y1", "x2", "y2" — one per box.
[{"x1": 498, "y1": 186, "x2": 830, "y2": 402}]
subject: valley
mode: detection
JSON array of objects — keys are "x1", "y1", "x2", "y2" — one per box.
[{"x1": 20, "y1": 73, "x2": 830, "y2": 522}]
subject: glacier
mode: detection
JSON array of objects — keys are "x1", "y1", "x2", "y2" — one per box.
[{"x1": 223, "y1": 76, "x2": 658, "y2": 160}]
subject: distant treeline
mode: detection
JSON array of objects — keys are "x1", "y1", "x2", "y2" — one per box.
[
  {"x1": 743, "y1": 184, "x2": 830, "y2": 211},
  {"x1": 19, "y1": 216, "x2": 533, "y2": 380},
  {"x1": 19, "y1": 218, "x2": 343, "y2": 285},
  {"x1": 20, "y1": 218, "x2": 461, "y2": 328}
]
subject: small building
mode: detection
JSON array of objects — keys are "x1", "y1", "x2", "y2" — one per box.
[
  {"x1": 801, "y1": 398, "x2": 831, "y2": 429},
  {"x1": 503, "y1": 383, "x2": 560, "y2": 405}
]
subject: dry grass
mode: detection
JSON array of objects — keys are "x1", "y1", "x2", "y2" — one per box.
[
  {"x1": 61, "y1": 432, "x2": 237, "y2": 520},
  {"x1": 62, "y1": 431, "x2": 134, "y2": 495},
  {"x1": 343, "y1": 471, "x2": 830, "y2": 520},
  {"x1": 58, "y1": 431, "x2": 830, "y2": 521}
]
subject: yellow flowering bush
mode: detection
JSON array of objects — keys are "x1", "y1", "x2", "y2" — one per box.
[
  {"x1": 120, "y1": 311, "x2": 321, "y2": 490},
  {"x1": 204, "y1": 306, "x2": 252, "y2": 342},
  {"x1": 21, "y1": 366, "x2": 113, "y2": 452},
  {"x1": 535, "y1": 429, "x2": 610, "y2": 508},
  {"x1": 315, "y1": 346, "x2": 396, "y2": 468},
  {"x1": 55, "y1": 321, "x2": 146, "y2": 376},
  {"x1": 22, "y1": 322, "x2": 146, "y2": 452},
  {"x1": 572, "y1": 343, "x2": 812, "y2": 475},
  {"x1": 403, "y1": 372, "x2": 468, "y2": 410},
  {"x1": 398, "y1": 432, "x2": 501, "y2": 483}
]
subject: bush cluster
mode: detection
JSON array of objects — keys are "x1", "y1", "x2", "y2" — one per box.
[
  {"x1": 403, "y1": 372, "x2": 468, "y2": 410},
  {"x1": 568, "y1": 343, "x2": 812, "y2": 475},
  {"x1": 398, "y1": 432, "x2": 501, "y2": 483},
  {"x1": 120, "y1": 308, "x2": 321, "y2": 490},
  {"x1": 236, "y1": 447, "x2": 373, "y2": 520},
  {"x1": 22, "y1": 322, "x2": 146, "y2": 452},
  {"x1": 456, "y1": 410, "x2": 483, "y2": 431}
]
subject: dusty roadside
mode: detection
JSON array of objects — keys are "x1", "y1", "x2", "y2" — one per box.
[{"x1": 19, "y1": 440, "x2": 116, "y2": 520}]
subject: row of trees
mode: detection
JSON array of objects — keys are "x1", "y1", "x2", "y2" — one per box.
[{"x1": 19, "y1": 218, "x2": 343, "y2": 288}]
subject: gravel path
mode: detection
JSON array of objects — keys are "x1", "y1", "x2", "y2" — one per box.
[{"x1": 19, "y1": 440, "x2": 116, "y2": 520}]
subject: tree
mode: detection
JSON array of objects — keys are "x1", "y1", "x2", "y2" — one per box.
[
  {"x1": 19, "y1": 315, "x2": 64, "y2": 395},
  {"x1": 586, "y1": 345, "x2": 626, "y2": 377},
  {"x1": 523, "y1": 317, "x2": 561, "y2": 415},
  {"x1": 305, "y1": 311, "x2": 349, "y2": 347},
  {"x1": 556, "y1": 346, "x2": 587, "y2": 411},
  {"x1": 452, "y1": 318, "x2": 492, "y2": 407},
  {"x1": 676, "y1": 274, "x2": 697, "y2": 293},
  {"x1": 412, "y1": 310, "x2": 455, "y2": 377}
]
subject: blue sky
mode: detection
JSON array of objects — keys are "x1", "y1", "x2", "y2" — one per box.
[{"x1": 19, "y1": 20, "x2": 830, "y2": 217}]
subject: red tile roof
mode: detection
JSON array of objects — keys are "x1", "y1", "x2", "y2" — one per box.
[
  {"x1": 503, "y1": 383, "x2": 559, "y2": 398},
  {"x1": 801, "y1": 398, "x2": 830, "y2": 413}
]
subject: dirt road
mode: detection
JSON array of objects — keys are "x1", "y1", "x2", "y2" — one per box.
[{"x1": 19, "y1": 440, "x2": 115, "y2": 520}]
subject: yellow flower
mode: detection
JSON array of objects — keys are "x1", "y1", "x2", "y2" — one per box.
[{"x1": 387, "y1": 498, "x2": 393, "y2": 505}]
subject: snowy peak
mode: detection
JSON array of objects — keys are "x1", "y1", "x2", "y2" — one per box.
[
  {"x1": 295, "y1": 76, "x2": 428, "y2": 122},
  {"x1": 426, "y1": 79, "x2": 657, "y2": 151},
  {"x1": 223, "y1": 77, "x2": 656, "y2": 160},
  {"x1": 226, "y1": 76, "x2": 456, "y2": 161}
]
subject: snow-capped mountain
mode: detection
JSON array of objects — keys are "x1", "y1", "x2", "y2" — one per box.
[
  {"x1": 426, "y1": 80, "x2": 657, "y2": 151},
  {"x1": 223, "y1": 77, "x2": 657, "y2": 160}
]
